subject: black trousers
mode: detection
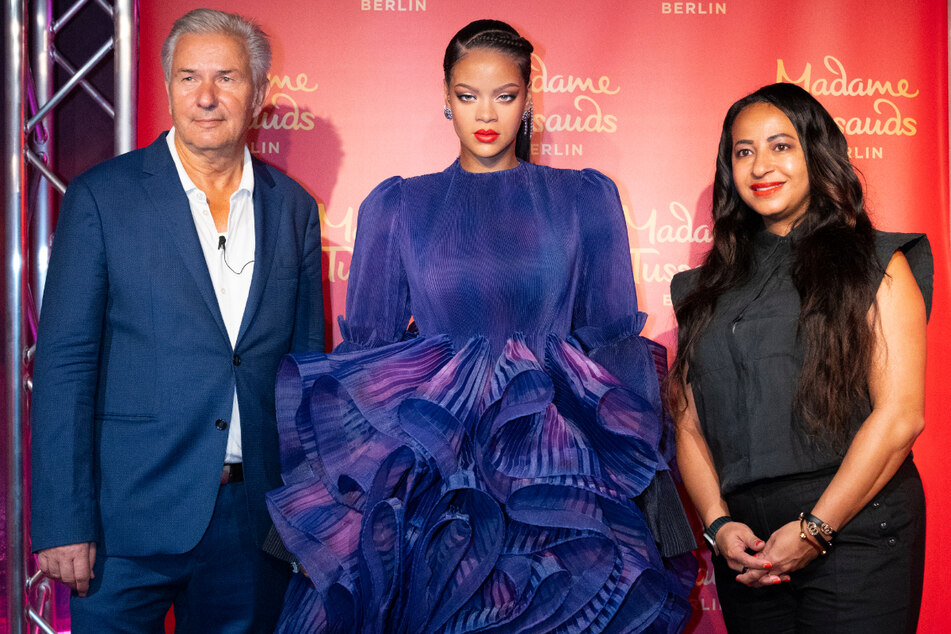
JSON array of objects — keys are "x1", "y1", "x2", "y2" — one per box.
[{"x1": 713, "y1": 457, "x2": 925, "y2": 634}]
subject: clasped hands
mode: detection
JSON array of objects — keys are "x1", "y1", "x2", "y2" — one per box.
[{"x1": 716, "y1": 520, "x2": 820, "y2": 587}]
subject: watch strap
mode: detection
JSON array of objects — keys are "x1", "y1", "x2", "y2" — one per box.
[{"x1": 703, "y1": 515, "x2": 733, "y2": 554}]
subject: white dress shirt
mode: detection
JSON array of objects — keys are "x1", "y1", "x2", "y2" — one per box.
[{"x1": 166, "y1": 128, "x2": 255, "y2": 464}]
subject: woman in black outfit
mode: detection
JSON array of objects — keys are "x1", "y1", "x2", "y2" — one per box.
[{"x1": 670, "y1": 83, "x2": 932, "y2": 633}]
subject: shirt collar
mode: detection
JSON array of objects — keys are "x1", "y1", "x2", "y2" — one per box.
[{"x1": 165, "y1": 127, "x2": 254, "y2": 198}]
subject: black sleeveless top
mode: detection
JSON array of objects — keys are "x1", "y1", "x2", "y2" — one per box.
[{"x1": 670, "y1": 230, "x2": 933, "y2": 494}]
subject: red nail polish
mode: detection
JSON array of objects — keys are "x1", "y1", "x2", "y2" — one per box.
[
  {"x1": 764, "y1": 562, "x2": 772, "y2": 570},
  {"x1": 773, "y1": 579, "x2": 781, "y2": 585},
  {"x1": 755, "y1": 540, "x2": 764, "y2": 547}
]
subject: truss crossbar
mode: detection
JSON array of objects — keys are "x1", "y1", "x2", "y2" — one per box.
[
  {"x1": 51, "y1": 49, "x2": 115, "y2": 117},
  {"x1": 25, "y1": 148, "x2": 67, "y2": 194},
  {"x1": 26, "y1": 37, "x2": 114, "y2": 132},
  {"x1": 50, "y1": 0, "x2": 90, "y2": 33}
]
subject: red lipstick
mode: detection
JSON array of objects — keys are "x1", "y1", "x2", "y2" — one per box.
[
  {"x1": 474, "y1": 129, "x2": 499, "y2": 143},
  {"x1": 750, "y1": 181, "x2": 784, "y2": 197}
]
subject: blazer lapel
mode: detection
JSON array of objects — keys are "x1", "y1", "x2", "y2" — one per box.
[
  {"x1": 141, "y1": 133, "x2": 231, "y2": 346},
  {"x1": 236, "y1": 158, "x2": 283, "y2": 344}
]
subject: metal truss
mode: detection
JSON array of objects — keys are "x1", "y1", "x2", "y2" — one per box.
[{"x1": 3, "y1": 0, "x2": 137, "y2": 632}]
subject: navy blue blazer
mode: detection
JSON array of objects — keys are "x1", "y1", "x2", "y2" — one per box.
[{"x1": 30, "y1": 133, "x2": 324, "y2": 556}]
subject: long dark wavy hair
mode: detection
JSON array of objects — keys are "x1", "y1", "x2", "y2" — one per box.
[
  {"x1": 670, "y1": 83, "x2": 879, "y2": 450},
  {"x1": 443, "y1": 19, "x2": 534, "y2": 162}
]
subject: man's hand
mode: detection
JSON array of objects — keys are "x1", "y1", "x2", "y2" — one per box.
[{"x1": 36, "y1": 542, "x2": 97, "y2": 597}]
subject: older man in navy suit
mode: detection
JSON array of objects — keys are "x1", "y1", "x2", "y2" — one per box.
[{"x1": 30, "y1": 9, "x2": 323, "y2": 631}]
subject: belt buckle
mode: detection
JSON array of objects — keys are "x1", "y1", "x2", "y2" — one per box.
[{"x1": 221, "y1": 463, "x2": 243, "y2": 485}]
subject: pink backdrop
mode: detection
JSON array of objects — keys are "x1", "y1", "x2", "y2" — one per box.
[{"x1": 139, "y1": 2, "x2": 950, "y2": 631}]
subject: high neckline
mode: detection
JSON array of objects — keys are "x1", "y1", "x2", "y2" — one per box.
[
  {"x1": 754, "y1": 227, "x2": 789, "y2": 248},
  {"x1": 754, "y1": 219, "x2": 808, "y2": 247},
  {"x1": 451, "y1": 157, "x2": 528, "y2": 176}
]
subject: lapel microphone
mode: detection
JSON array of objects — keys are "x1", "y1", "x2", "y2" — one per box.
[{"x1": 217, "y1": 234, "x2": 254, "y2": 275}]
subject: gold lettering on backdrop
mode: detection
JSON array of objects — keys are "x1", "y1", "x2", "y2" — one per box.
[
  {"x1": 835, "y1": 99, "x2": 917, "y2": 136},
  {"x1": 531, "y1": 54, "x2": 620, "y2": 137},
  {"x1": 629, "y1": 202, "x2": 713, "y2": 245},
  {"x1": 321, "y1": 204, "x2": 357, "y2": 282},
  {"x1": 777, "y1": 56, "x2": 918, "y2": 98},
  {"x1": 631, "y1": 246, "x2": 692, "y2": 284},
  {"x1": 249, "y1": 141, "x2": 281, "y2": 155},
  {"x1": 360, "y1": 0, "x2": 426, "y2": 10},
  {"x1": 322, "y1": 204, "x2": 357, "y2": 245},
  {"x1": 848, "y1": 146, "x2": 884, "y2": 159},
  {"x1": 536, "y1": 96, "x2": 618, "y2": 133},
  {"x1": 323, "y1": 245, "x2": 353, "y2": 282},
  {"x1": 531, "y1": 143, "x2": 584, "y2": 157},
  {"x1": 531, "y1": 54, "x2": 620, "y2": 95},
  {"x1": 627, "y1": 202, "x2": 711, "y2": 283},
  {"x1": 268, "y1": 73, "x2": 319, "y2": 92},
  {"x1": 252, "y1": 93, "x2": 317, "y2": 131},
  {"x1": 660, "y1": 2, "x2": 727, "y2": 14},
  {"x1": 776, "y1": 56, "x2": 919, "y2": 139}
]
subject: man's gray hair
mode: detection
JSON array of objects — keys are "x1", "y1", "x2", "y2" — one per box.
[{"x1": 161, "y1": 8, "x2": 271, "y2": 88}]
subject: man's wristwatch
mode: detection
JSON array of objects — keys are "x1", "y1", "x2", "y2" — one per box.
[{"x1": 703, "y1": 515, "x2": 733, "y2": 556}]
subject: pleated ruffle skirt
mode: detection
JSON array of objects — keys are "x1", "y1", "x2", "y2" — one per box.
[{"x1": 268, "y1": 335, "x2": 695, "y2": 633}]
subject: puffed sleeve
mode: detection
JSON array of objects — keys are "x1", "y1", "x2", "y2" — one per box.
[
  {"x1": 336, "y1": 177, "x2": 413, "y2": 352},
  {"x1": 571, "y1": 170, "x2": 641, "y2": 326},
  {"x1": 570, "y1": 169, "x2": 653, "y2": 396},
  {"x1": 570, "y1": 169, "x2": 696, "y2": 557}
]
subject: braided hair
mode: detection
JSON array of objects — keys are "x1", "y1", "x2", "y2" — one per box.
[{"x1": 443, "y1": 20, "x2": 534, "y2": 161}]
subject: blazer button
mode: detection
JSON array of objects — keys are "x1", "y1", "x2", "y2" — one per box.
[
  {"x1": 215, "y1": 419, "x2": 228, "y2": 431},
  {"x1": 233, "y1": 354, "x2": 241, "y2": 366}
]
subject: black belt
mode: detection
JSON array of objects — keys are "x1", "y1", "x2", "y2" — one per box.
[{"x1": 221, "y1": 463, "x2": 244, "y2": 485}]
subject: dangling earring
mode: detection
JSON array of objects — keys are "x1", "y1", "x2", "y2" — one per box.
[
  {"x1": 522, "y1": 103, "x2": 533, "y2": 139},
  {"x1": 444, "y1": 106, "x2": 453, "y2": 120}
]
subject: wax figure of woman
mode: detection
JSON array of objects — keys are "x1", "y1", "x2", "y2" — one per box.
[
  {"x1": 670, "y1": 82, "x2": 932, "y2": 633},
  {"x1": 267, "y1": 19, "x2": 698, "y2": 633}
]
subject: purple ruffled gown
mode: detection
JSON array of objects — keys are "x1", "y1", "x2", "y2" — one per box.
[{"x1": 267, "y1": 160, "x2": 698, "y2": 633}]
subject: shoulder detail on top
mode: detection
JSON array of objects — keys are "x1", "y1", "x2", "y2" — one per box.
[
  {"x1": 579, "y1": 166, "x2": 613, "y2": 182},
  {"x1": 401, "y1": 167, "x2": 449, "y2": 185},
  {"x1": 670, "y1": 267, "x2": 703, "y2": 312},
  {"x1": 514, "y1": 162, "x2": 615, "y2": 191},
  {"x1": 519, "y1": 161, "x2": 607, "y2": 177},
  {"x1": 574, "y1": 167, "x2": 623, "y2": 219},
  {"x1": 357, "y1": 175, "x2": 405, "y2": 222},
  {"x1": 397, "y1": 166, "x2": 459, "y2": 203},
  {"x1": 364, "y1": 175, "x2": 405, "y2": 200},
  {"x1": 873, "y1": 230, "x2": 933, "y2": 320},
  {"x1": 577, "y1": 167, "x2": 619, "y2": 194}
]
